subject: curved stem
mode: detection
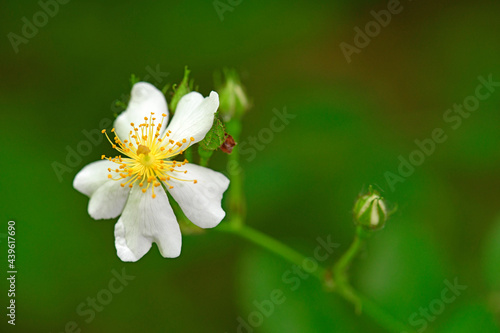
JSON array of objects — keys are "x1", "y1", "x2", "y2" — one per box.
[
  {"x1": 332, "y1": 226, "x2": 366, "y2": 312},
  {"x1": 221, "y1": 124, "x2": 411, "y2": 331},
  {"x1": 333, "y1": 227, "x2": 364, "y2": 277},
  {"x1": 218, "y1": 223, "x2": 325, "y2": 281},
  {"x1": 217, "y1": 223, "x2": 415, "y2": 333}
]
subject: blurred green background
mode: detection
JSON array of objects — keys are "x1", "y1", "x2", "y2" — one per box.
[{"x1": 1, "y1": 0, "x2": 500, "y2": 332}]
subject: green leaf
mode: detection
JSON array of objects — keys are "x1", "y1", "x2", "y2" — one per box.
[
  {"x1": 197, "y1": 116, "x2": 225, "y2": 166},
  {"x1": 199, "y1": 116, "x2": 225, "y2": 151},
  {"x1": 169, "y1": 66, "x2": 191, "y2": 113}
]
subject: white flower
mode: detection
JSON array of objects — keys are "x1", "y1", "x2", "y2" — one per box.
[{"x1": 73, "y1": 82, "x2": 230, "y2": 262}]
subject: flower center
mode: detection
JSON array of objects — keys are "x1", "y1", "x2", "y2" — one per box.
[{"x1": 101, "y1": 112, "x2": 197, "y2": 198}]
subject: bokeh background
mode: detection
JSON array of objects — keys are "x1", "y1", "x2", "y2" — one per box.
[{"x1": 1, "y1": 0, "x2": 500, "y2": 332}]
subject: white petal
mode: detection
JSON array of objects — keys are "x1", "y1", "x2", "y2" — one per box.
[
  {"x1": 166, "y1": 91, "x2": 219, "y2": 148},
  {"x1": 88, "y1": 181, "x2": 130, "y2": 219},
  {"x1": 73, "y1": 160, "x2": 117, "y2": 197},
  {"x1": 165, "y1": 163, "x2": 229, "y2": 229},
  {"x1": 114, "y1": 82, "x2": 168, "y2": 142},
  {"x1": 114, "y1": 184, "x2": 181, "y2": 262}
]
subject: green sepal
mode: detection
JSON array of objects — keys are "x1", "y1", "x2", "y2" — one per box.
[
  {"x1": 169, "y1": 66, "x2": 192, "y2": 113},
  {"x1": 129, "y1": 73, "x2": 140, "y2": 87},
  {"x1": 197, "y1": 115, "x2": 226, "y2": 166}
]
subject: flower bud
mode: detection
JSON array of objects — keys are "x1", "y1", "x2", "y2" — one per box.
[
  {"x1": 216, "y1": 68, "x2": 250, "y2": 122},
  {"x1": 353, "y1": 187, "x2": 389, "y2": 230}
]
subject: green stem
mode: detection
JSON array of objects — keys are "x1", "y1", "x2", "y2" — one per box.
[
  {"x1": 217, "y1": 223, "x2": 326, "y2": 281},
  {"x1": 225, "y1": 118, "x2": 245, "y2": 227},
  {"x1": 220, "y1": 115, "x2": 411, "y2": 331},
  {"x1": 217, "y1": 223, "x2": 414, "y2": 333},
  {"x1": 334, "y1": 227, "x2": 365, "y2": 278},
  {"x1": 227, "y1": 147, "x2": 245, "y2": 227},
  {"x1": 331, "y1": 226, "x2": 366, "y2": 312}
]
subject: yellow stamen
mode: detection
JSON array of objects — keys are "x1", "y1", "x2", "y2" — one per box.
[{"x1": 100, "y1": 113, "x2": 197, "y2": 198}]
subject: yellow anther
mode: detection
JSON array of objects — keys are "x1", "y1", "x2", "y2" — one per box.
[
  {"x1": 101, "y1": 114, "x2": 198, "y2": 191},
  {"x1": 152, "y1": 194, "x2": 156, "y2": 198},
  {"x1": 162, "y1": 113, "x2": 167, "y2": 117},
  {"x1": 193, "y1": 180, "x2": 198, "y2": 184},
  {"x1": 136, "y1": 145, "x2": 151, "y2": 155}
]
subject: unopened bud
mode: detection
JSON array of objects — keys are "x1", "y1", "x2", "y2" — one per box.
[
  {"x1": 353, "y1": 186, "x2": 390, "y2": 230},
  {"x1": 216, "y1": 68, "x2": 250, "y2": 122}
]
